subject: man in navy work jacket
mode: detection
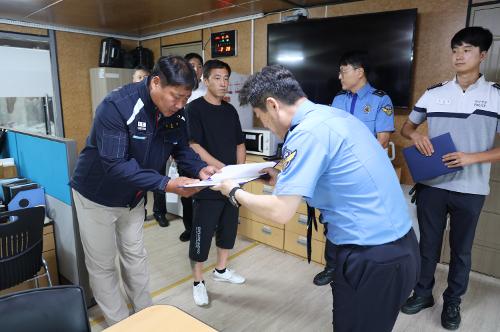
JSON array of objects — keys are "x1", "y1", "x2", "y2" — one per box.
[
  {"x1": 71, "y1": 55, "x2": 216, "y2": 326},
  {"x1": 213, "y1": 65, "x2": 419, "y2": 332}
]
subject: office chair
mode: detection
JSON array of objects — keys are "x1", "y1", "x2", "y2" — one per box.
[
  {"x1": 0, "y1": 206, "x2": 52, "y2": 291},
  {"x1": 0, "y1": 285, "x2": 91, "y2": 332}
]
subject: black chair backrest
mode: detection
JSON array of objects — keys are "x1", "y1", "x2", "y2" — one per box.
[
  {"x1": 0, "y1": 206, "x2": 45, "y2": 290},
  {"x1": 0, "y1": 285, "x2": 91, "y2": 332}
]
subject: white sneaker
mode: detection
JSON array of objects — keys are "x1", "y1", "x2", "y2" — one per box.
[
  {"x1": 193, "y1": 282, "x2": 209, "y2": 306},
  {"x1": 212, "y1": 268, "x2": 245, "y2": 284}
]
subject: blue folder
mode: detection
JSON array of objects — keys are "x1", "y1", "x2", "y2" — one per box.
[
  {"x1": 8, "y1": 187, "x2": 46, "y2": 211},
  {"x1": 403, "y1": 133, "x2": 463, "y2": 182}
]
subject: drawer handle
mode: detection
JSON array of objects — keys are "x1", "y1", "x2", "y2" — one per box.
[
  {"x1": 263, "y1": 185, "x2": 273, "y2": 194},
  {"x1": 261, "y1": 226, "x2": 272, "y2": 235},
  {"x1": 297, "y1": 215, "x2": 307, "y2": 225},
  {"x1": 297, "y1": 236, "x2": 307, "y2": 246}
]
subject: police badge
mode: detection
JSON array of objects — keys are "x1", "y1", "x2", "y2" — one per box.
[{"x1": 363, "y1": 105, "x2": 371, "y2": 113}]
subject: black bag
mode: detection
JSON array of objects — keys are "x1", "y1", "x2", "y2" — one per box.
[
  {"x1": 132, "y1": 46, "x2": 154, "y2": 70},
  {"x1": 99, "y1": 38, "x2": 123, "y2": 67},
  {"x1": 122, "y1": 50, "x2": 136, "y2": 69}
]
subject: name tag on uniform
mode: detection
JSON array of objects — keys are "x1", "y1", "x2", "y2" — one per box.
[{"x1": 436, "y1": 98, "x2": 451, "y2": 105}]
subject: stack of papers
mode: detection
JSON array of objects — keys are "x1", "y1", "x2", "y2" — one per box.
[{"x1": 181, "y1": 161, "x2": 276, "y2": 187}]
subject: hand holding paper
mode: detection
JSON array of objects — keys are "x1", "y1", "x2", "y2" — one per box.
[{"x1": 181, "y1": 161, "x2": 276, "y2": 188}]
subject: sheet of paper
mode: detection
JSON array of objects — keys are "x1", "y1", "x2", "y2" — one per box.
[{"x1": 180, "y1": 161, "x2": 276, "y2": 188}]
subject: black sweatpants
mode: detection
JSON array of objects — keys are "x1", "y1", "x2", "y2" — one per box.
[
  {"x1": 331, "y1": 229, "x2": 420, "y2": 332},
  {"x1": 181, "y1": 196, "x2": 193, "y2": 232},
  {"x1": 189, "y1": 199, "x2": 239, "y2": 262},
  {"x1": 413, "y1": 184, "x2": 485, "y2": 305}
]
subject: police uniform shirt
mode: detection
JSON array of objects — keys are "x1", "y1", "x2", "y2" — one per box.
[
  {"x1": 331, "y1": 82, "x2": 395, "y2": 136},
  {"x1": 274, "y1": 99, "x2": 411, "y2": 245},
  {"x1": 409, "y1": 75, "x2": 500, "y2": 195}
]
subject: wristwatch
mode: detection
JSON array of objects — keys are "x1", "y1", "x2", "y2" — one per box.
[{"x1": 228, "y1": 186, "x2": 242, "y2": 207}]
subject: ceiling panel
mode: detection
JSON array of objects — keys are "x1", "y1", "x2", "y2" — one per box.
[
  {"x1": 139, "y1": 5, "x2": 261, "y2": 36},
  {"x1": 0, "y1": 0, "x2": 354, "y2": 38},
  {"x1": 0, "y1": 0, "x2": 56, "y2": 21}
]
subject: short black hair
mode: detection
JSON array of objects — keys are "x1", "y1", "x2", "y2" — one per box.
[
  {"x1": 338, "y1": 50, "x2": 370, "y2": 76},
  {"x1": 151, "y1": 55, "x2": 198, "y2": 90},
  {"x1": 239, "y1": 65, "x2": 306, "y2": 110},
  {"x1": 451, "y1": 26, "x2": 493, "y2": 52},
  {"x1": 134, "y1": 65, "x2": 150, "y2": 74},
  {"x1": 184, "y1": 52, "x2": 203, "y2": 65},
  {"x1": 203, "y1": 59, "x2": 231, "y2": 79}
]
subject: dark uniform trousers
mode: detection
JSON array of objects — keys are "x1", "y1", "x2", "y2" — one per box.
[
  {"x1": 414, "y1": 184, "x2": 485, "y2": 305},
  {"x1": 331, "y1": 229, "x2": 420, "y2": 332}
]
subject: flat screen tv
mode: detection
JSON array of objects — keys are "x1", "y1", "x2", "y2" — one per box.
[{"x1": 268, "y1": 9, "x2": 417, "y2": 108}]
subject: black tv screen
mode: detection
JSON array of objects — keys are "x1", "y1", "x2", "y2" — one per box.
[{"x1": 268, "y1": 9, "x2": 416, "y2": 108}]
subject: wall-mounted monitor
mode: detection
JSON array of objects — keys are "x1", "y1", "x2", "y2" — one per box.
[{"x1": 268, "y1": 9, "x2": 417, "y2": 108}]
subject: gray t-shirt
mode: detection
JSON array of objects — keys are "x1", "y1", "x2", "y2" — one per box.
[{"x1": 409, "y1": 76, "x2": 500, "y2": 195}]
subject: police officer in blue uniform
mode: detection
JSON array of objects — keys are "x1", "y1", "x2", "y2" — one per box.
[
  {"x1": 71, "y1": 55, "x2": 217, "y2": 325},
  {"x1": 332, "y1": 51, "x2": 394, "y2": 148},
  {"x1": 313, "y1": 51, "x2": 396, "y2": 286},
  {"x1": 213, "y1": 65, "x2": 419, "y2": 332}
]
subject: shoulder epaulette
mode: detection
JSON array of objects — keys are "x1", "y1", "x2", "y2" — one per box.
[
  {"x1": 372, "y1": 89, "x2": 387, "y2": 97},
  {"x1": 335, "y1": 90, "x2": 347, "y2": 96},
  {"x1": 427, "y1": 81, "x2": 449, "y2": 90},
  {"x1": 492, "y1": 82, "x2": 500, "y2": 90}
]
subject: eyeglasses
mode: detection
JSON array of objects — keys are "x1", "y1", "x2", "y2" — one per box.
[{"x1": 338, "y1": 67, "x2": 360, "y2": 76}]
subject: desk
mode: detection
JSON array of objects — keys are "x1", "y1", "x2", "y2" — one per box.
[{"x1": 104, "y1": 305, "x2": 217, "y2": 332}]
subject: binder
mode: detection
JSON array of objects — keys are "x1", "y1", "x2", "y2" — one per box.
[
  {"x1": 403, "y1": 133, "x2": 463, "y2": 182},
  {"x1": 8, "y1": 187, "x2": 45, "y2": 211}
]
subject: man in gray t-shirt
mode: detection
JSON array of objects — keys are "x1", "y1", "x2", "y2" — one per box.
[{"x1": 400, "y1": 27, "x2": 500, "y2": 331}]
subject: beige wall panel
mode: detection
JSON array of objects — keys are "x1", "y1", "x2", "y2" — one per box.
[
  {"x1": 56, "y1": 32, "x2": 135, "y2": 151},
  {"x1": 203, "y1": 20, "x2": 252, "y2": 75},
  {"x1": 0, "y1": 23, "x2": 47, "y2": 35},
  {"x1": 254, "y1": 13, "x2": 280, "y2": 72},
  {"x1": 161, "y1": 30, "x2": 202, "y2": 46},
  {"x1": 121, "y1": 39, "x2": 139, "y2": 51},
  {"x1": 307, "y1": 6, "x2": 328, "y2": 18},
  {"x1": 141, "y1": 38, "x2": 162, "y2": 62},
  {"x1": 56, "y1": 31, "x2": 102, "y2": 151}
]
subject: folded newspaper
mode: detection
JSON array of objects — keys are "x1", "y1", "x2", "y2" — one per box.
[{"x1": 180, "y1": 161, "x2": 276, "y2": 188}]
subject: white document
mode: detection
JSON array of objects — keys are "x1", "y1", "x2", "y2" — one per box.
[{"x1": 181, "y1": 161, "x2": 276, "y2": 188}]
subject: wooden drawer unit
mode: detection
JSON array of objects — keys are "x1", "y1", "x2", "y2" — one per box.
[
  {"x1": 238, "y1": 217, "x2": 284, "y2": 250},
  {"x1": 238, "y1": 182, "x2": 253, "y2": 219},
  {"x1": 285, "y1": 213, "x2": 325, "y2": 242},
  {"x1": 284, "y1": 230, "x2": 324, "y2": 264},
  {"x1": 296, "y1": 201, "x2": 321, "y2": 217},
  {"x1": 249, "y1": 182, "x2": 284, "y2": 229}
]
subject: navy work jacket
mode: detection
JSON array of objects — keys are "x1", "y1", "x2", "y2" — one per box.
[{"x1": 71, "y1": 78, "x2": 206, "y2": 208}]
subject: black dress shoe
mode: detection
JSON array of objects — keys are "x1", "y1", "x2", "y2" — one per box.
[
  {"x1": 401, "y1": 293, "x2": 434, "y2": 314},
  {"x1": 313, "y1": 266, "x2": 335, "y2": 286},
  {"x1": 441, "y1": 303, "x2": 461, "y2": 330},
  {"x1": 179, "y1": 230, "x2": 191, "y2": 242},
  {"x1": 154, "y1": 212, "x2": 169, "y2": 227}
]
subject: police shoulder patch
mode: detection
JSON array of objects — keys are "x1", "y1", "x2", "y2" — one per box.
[
  {"x1": 281, "y1": 148, "x2": 297, "y2": 172},
  {"x1": 492, "y1": 82, "x2": 500, "y2": 90},
  {"x1": 336, "y1": 90, "x2": 347, "y2": 96},
  {"x1": 372, "y1": 89, "x2": 387, "y2": 97},
  {"x1": 381, "y1": 105, "x2": 393, "y2": 116},
  {"x1": 427, "y1": 81, "x2": 449, "y2": 90}
]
